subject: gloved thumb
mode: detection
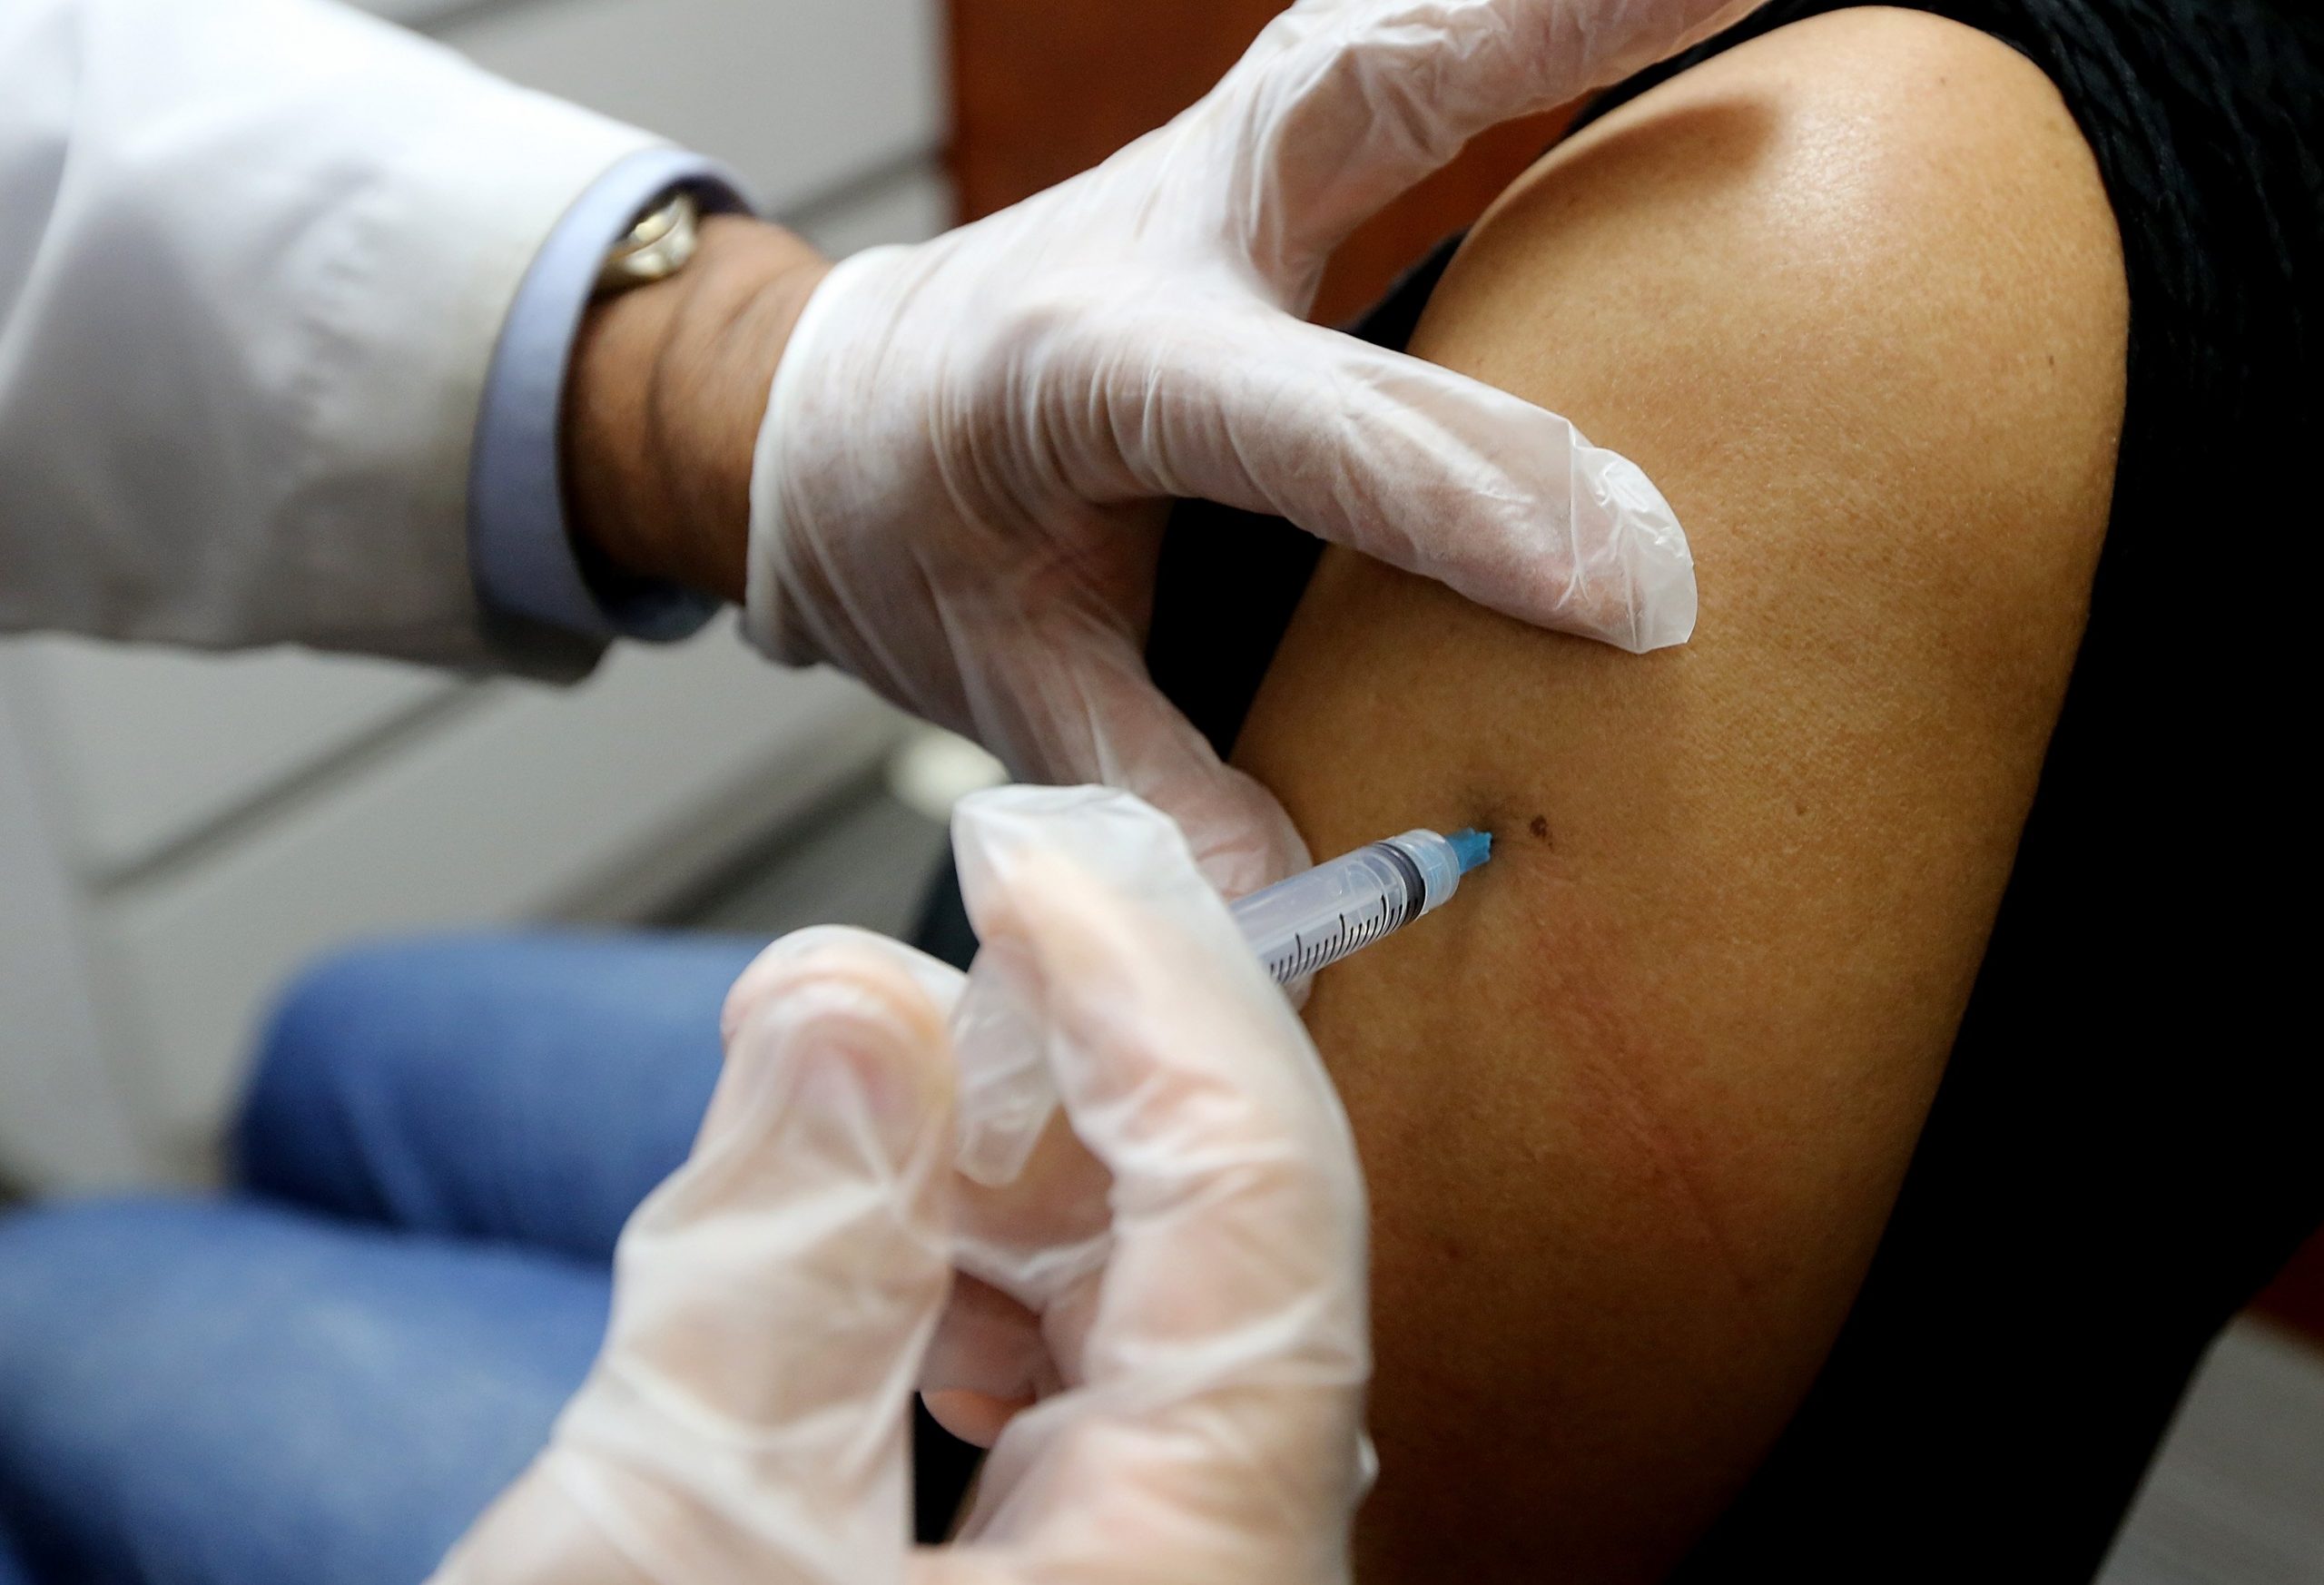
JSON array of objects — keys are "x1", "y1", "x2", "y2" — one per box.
[
  {"x1": 447, "y1": 933, "x2": 960, "y2": 1585},
  {"x1": 1077, "y1": 309, "x2": 1695, "y2": 651}
]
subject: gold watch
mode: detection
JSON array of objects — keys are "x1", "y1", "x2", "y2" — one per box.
[{"x1": 594, "y1": 189, "x2": 702, "y2": 297}]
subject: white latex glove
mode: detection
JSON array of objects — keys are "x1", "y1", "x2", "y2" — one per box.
[
  {"x1": 748, "y1": 0, "x2": 1761, "y2": 895},
  {"x1": 903, "y1": 788, "x2": 1358, "y2": 1458},
  {"x1": 429, "y1": 788, "x2": 1370, "y2": 1583}
]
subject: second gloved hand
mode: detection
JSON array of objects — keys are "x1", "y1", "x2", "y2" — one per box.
[
  {"x1": 746, "y1": 0, "x2": 1759, "y2": 895},
  {"x1": 429, "y1": 785, "x2": 1373, "y2": 1583}
]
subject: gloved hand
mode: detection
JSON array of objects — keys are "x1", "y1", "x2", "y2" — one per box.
[
  {"x1": 748, "y1": 0, "x2": 1761, "y2": 895},
  {"x1": 428, "y1": 786, "x2": 1371, "y2": 1583}
]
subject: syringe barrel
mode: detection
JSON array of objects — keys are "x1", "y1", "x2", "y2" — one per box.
[{"x1": 1232, "y1": 830, "x2": 1464, "y2": 984}]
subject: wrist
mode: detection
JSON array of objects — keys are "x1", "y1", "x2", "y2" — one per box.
[{"x1": 563, "y1": 214, "x2": 830, "y2": 603}]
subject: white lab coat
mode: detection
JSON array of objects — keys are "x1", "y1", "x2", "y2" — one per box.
[{"x1": 0, "y1": 0, "x2": 659, "y2": 666}]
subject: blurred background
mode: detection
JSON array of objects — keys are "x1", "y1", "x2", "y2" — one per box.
[{"x1": 0, "y1": 0, "x2": 2313, "y2": 1578}]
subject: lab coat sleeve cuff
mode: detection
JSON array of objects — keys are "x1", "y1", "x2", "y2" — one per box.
[{"x1": 469, "y1": 149, "x2": 747, "y2": 655}]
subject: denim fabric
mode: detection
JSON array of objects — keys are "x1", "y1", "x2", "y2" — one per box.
[
  {"x1": 0, "y1": 930, "x2": 757, "y2": 1585},
  {"x1": 236, "y1": 930, "x2": 760, "y2": 1264}
]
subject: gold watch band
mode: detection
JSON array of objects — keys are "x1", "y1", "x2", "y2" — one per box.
[{"x1": 594, "y1": 189, "x2": 703, "y2": 297}]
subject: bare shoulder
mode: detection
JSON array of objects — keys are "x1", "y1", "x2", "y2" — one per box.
[
  {"x1": 1229, "y1": 11, "x2": 2135, "y2": 1579},
  {"x1": 1429, "y1": 4, "x2": 2129, "y2": 642}
]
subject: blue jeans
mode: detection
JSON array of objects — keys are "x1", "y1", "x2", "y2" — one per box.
[{"x1": 0, "y1": 931, "x2": 763, "y2": 1585}]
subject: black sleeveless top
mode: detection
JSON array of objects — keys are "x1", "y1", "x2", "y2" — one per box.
[{"x1": 929, "y1": 1, "x2": 2324, "y2": 1570}]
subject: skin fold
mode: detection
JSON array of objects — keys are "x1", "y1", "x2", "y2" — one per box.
[{"x1": 1229, "y1": 9, "x2": 2128, "y2": 1579}]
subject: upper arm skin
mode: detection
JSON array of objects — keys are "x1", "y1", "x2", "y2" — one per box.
[{"x1": 1230, "y1": 10, "x2": 2127, "y2": 1580}]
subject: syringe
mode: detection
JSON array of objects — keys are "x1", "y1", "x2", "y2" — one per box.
[
  {"x1": 1232, "y1": 826, "x2": 1492, "y2": 983},
  {"x1": 952, "y1": 814, "x2": 1493, "y2": 1186}
]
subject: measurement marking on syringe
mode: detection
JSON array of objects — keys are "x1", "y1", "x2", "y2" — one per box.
[
  {"x1": 1274, "y1": 903, "x2": 1399, "y2": 979},
  {"x1": 1236, "y1": 827, "x2": 1490, "y2": 987}
]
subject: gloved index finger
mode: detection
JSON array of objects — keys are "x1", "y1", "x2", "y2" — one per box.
[
  {"x1": 949, "y1": 789, "x2": 1370, "y2": 1570},
  {"x1": 987, "y1": 842, "x2": 1367, "y2": 1363},
  {"x1": 952, "y1": 783, "x2": 1365, "y2": 1357},
  {"x1": 1219, "y1": 0, "x2": 1765, "y2": 285}
]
